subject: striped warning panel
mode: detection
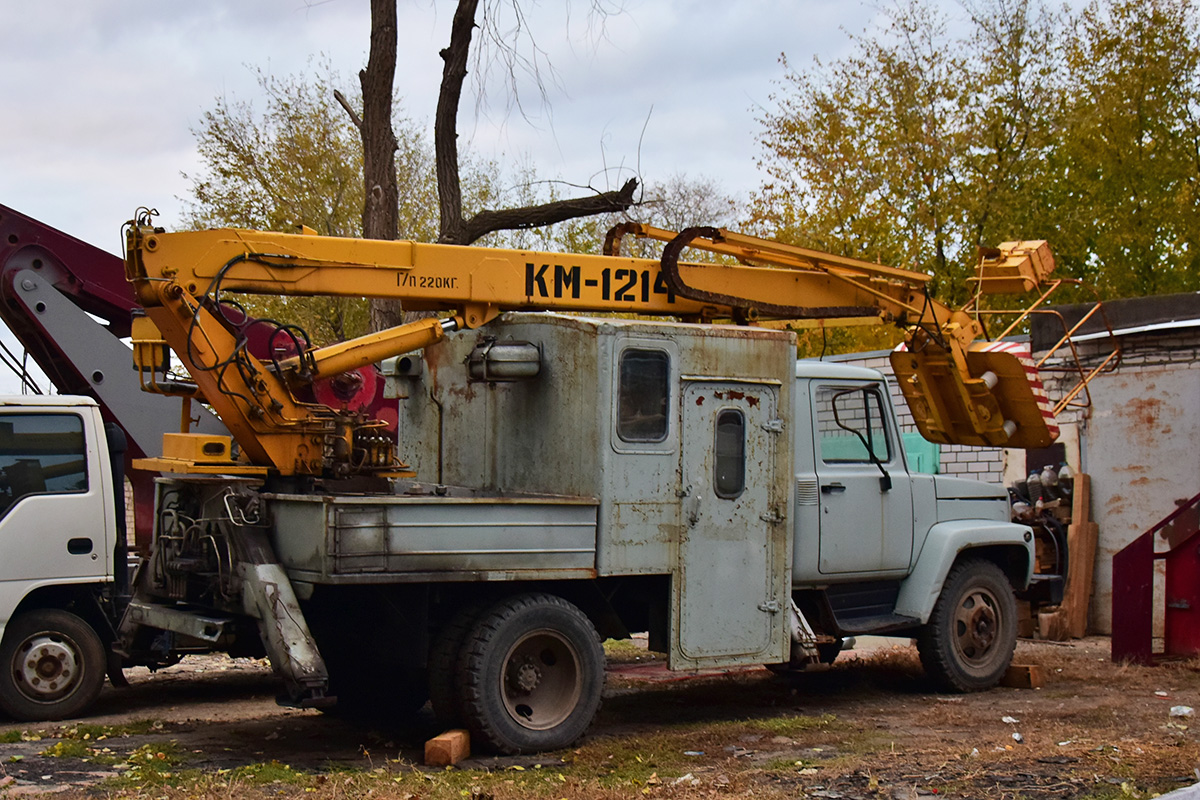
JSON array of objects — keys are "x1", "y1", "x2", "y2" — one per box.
[{"x1": 976, "y1": 341, "x2": 1060, "y2": 442}]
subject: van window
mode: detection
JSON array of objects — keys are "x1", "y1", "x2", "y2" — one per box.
[
  {"x1": 617, "y1": 349, "x2": 670, "y2": 443},
  {"x1": 714, "y1": 409, "x2": 745, "y2": 498},
  {"x1": 0, "y1": 414, "x2": 88, "y2": 518}
]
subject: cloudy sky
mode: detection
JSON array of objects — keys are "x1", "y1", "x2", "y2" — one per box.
[
  {"x1": 0, "y1": 0, "x2": 922, "y2": 254},
  {"x1": 0, "y1": 0, "x2": 949, "y2": 393}
]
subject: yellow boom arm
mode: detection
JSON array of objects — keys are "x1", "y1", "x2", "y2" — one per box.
[{"x1": 123, "y1": 215, "x2": 1066, "y2": 477}]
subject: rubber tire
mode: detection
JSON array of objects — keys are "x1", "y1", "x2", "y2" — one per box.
[
  {"x1": 428, "y1": 603, "x2": 484, "y2": 728},
  {"x1": 0, "y1": 609, "x2": 106, "y2": 721},
  {"x1": 917, "y1": 559, "x2": 1017, "y2": 693},
  {"x1": 457, "y1": 593, "x2": 605, "y2": 754}
]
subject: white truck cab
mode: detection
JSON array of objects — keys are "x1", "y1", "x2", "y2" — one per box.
[{"x1": 0, "y1": 397, "x2": 120, "y2": 720}]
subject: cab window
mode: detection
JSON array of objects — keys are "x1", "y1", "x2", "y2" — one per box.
[
  {"x1": 816, "y1": 386, "x2": 891, "y2": 464},
  {"x1": 0, "y1": 414, "x2": 88, "y2": 518}
]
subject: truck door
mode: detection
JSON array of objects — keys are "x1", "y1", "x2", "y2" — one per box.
[
  {"x1": 812, "y1": 382, "x2": 914, "y2": 574},
  {"x1": 0, "y1": 412, "x2": 110, "y2": 599},
  {"x1": 675, "y1": 381, "x2": 787, "y2": 666}
]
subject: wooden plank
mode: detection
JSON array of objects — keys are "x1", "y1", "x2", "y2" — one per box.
[
  {"x1": 1033, "y1": 474, "x2": 1097, "y2": 641},
  {"x1": 1065, "y1": 521, "x2": 1099, "y2": 638},
  {"x1": 425, "y1": 729, "x2": 470, "y2": 766},
  {"x1": 1037, "y1": 474, "x2": 1097, "y2": 640},
  {"x1": 1071, "y1": 472, "x2": 1091, "y2": 525}
]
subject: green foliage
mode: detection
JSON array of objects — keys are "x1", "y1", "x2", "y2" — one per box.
[
  {"x1": 792, "y1": 325, "x2": 905, "y2": 360},
  {"x1": 184, "y1": 59, "x2": 368, "y2": 238},
  {"x1": 754, "y1": 0, "x2": 1200, "y2": 308},
  {"x1": 1051, "y1": 0, "x2": 1200, "y2": 296},
  {"x1": 183, "y1": 59, "x2": 438, "y2": 345}
]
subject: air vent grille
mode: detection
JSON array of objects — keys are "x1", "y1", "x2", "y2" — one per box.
[{"x1": 796, "y1": 479, "x2": 819, "y2": 506}]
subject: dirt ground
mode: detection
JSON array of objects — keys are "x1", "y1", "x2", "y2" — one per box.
[{"x1": 1, "y1": 636, "x2": 1198, "y2": 799}]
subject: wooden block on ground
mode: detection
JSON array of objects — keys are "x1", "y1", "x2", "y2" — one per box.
[
  {"x1": 425, "y1": 729, "x2": 470, "y2": 766},
  {"x1": 1016, "y1": 600, "x2": 1035, "y2": 639},
  {"x1": 1038, "y1": 608, "x2": 1069, "y2": 641},
  {"x1": 1000, "y1": 664, "x2": 1044, "y2": 689}
]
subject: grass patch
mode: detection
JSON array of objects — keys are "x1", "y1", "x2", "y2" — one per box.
[
  {"x1": 0, "y1": 730, "x2": 22, "y2": 744},
  {"x1": 33, "y1": 721, "x2": 172, "y2": 769},
  {"x1": 569, "y1": 736, "x2": 690, "y2": 787},
  {"x1": 39, "y1": 739, "x2": 91, "y2": 758},
  {"x1": 1076, "y1": 783, "x2": 1147, "y2": 800},
  {"x1": 750, "y1": 712, "x2": 842, "y2": 738},
  {"x1": 602, "y1": 638, "x2": 661, "y2": 664},
  {"x1": 225, "y1": 760, "x2": 308, "y2": 785},
  {"x1": 58, "y1": 720, "x2": 162, "y2": 739},
  {"x1": 101, "y1": 741, "x2": 192, "y2": 789}
]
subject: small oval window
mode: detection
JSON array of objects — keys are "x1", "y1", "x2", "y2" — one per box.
[{"x1": 714, "y1": 409, "x2": 745, "y2": 498}]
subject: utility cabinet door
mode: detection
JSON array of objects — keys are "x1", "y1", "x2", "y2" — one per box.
[{"x1": 675, "y1": 382, "x2": 785, "y2": 664}]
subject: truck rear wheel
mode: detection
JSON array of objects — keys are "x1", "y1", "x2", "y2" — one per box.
[
  {"x1": 0, "y1": 609, "x2": 106, "y2": 721},
  {"x1": 429, "y1": 603, "x2": 483, "y2": 727},
  {"x1": 917, "y1": 559, "x2": 1017, "y2": 692},
  {"x1": 457, "y1": 593, "x2": 604, "y2": 754}
]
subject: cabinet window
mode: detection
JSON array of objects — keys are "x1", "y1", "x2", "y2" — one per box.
[
  {"x1": 816, "y1": 386, "x2": 891, "y2": 464},
  {"x1": 714, "y1": 409, "x2": 745, "y2": 498},
  {"x1": 617, "y1": 349, "x2": 670, "y2": 443},
  {"x1": 0, "y1": 414, "x2": 88, "y2": 518}
]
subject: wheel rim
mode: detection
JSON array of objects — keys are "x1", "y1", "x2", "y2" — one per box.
[
  {"x1": 499, "y1": 628, "x2": 582, "y2": 731},
  {"x1": 952, "y1": 586, "x2": 1002, "y2": 668},
  {"x1": 11, "y1": 630, "x2": 84, "y2": 704}
]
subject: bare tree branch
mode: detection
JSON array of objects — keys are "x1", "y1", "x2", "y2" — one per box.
[
  {"x1": 437, "y1": 1, "x2": 634, "y2": 246},
  {"x1": 463, "y1": 177, "x2": 638, "y2": 244},
  {"x1": 333, "y1": 89, "x2": 363, "y2": 131}
]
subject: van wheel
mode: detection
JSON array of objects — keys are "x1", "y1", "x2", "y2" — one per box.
[
  {"x1": 0, "y1": 609, "x2": 106, "y2": 721},
  {"x1": 917, "y1": 559, "x2": 1017, "y2": 692},
  {"x1": 457, "y1": 594, "x2": 604, "y2": 754}
]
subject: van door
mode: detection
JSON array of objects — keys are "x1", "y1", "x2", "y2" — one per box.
[
  {"x1": 812, "y1": 382, "x2": 914, "y2": 574},
  {"x1": 674, "y1": 381, "x2": 787, "y2": 666}
]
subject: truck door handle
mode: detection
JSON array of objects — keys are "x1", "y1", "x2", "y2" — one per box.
[
  {"x1": 67, "y1": 537, "x2": 93, "y2": 555},
  {"x1": 820, "y1": 483, "x2": 846, "y2": 494}
]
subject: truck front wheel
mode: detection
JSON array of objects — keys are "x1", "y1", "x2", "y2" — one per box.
[
  {"x1": 0, "y1": 609, "x2": 106, "y2": 721},
  {"x1": 917, "y1": 559, "x2": 1017, "y2": 693},
  {"x1": 457, "y1": 593, "x2": 604, "y2": 754}
]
